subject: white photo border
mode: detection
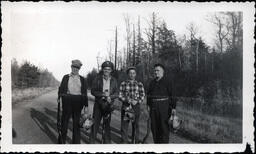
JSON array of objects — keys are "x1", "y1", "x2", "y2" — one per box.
[{"x1": 1, "y1": 1, "x2": 255, "y2": 153}]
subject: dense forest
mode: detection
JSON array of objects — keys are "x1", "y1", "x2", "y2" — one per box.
[
  {"x1": 11, "y1": 58, "x2": 59, "y2": 89},
  {"x1": 86, "y1": 12, "x2": 242, "y2": 118}
]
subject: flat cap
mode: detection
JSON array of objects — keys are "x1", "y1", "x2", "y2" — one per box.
[
  {"x1": 101, "y1": 61, "x2": 114, "y2": 70},
  {"x1": 71, "y1": 59, "x2": 82, "y2": 69}
]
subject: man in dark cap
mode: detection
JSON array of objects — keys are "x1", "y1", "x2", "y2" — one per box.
[
  {"x1": 147, "y1": 63, "x2": 176, "y2": 143},
  {"x1": 90, "y1": 61, "x2": 118, "y2": 143},
  {"x1": 119, "y1": 66, "x2": 145, "y2": 143},
  {"x1": 58, "y1": 59, "x2": 88, "y2": 144}
]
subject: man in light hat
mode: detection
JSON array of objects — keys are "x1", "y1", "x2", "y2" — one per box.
[
  {"x1": 119, "y1": 66, "x2": 145, "y2": 143},
  {"x1": 147, "y1": 63, "x2": 176, "y2": 143},
  {"x1": 58, "y1": 59, "x2": 88, "y2": 144},
  {"x1": 90, "y1": 61, "x2": 118, "y2": 143}
]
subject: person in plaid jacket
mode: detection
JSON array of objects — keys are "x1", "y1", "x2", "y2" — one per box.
[{"x1": 119, "y1": 67, "x2": 145, "y2": 143}]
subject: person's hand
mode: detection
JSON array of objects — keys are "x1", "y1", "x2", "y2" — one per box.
[
  {"x1": 147, "y1": 106, "x2": 150, "y2": 112},
  {"x1": 171, "y1": 109, "x2": 176, "y2": 115},
  {"x1": 127, "y1": 98, "x2": 131, "y2": 103},
  {"x1": 131, "y1": 99, "x2": 138, "y2": 106},
  {"x1": 82, "y1": 107, "x2": 89, "y2": 118},
  {"x1": 106, "y1": 96, "x2": 111, "y2": 103},
  {"x1": 120, "y1": 97, "x2": 126, "y2": 102},
  {"x1": 103, "y1": 91, "x2": 109, "y2": 97},
  {"x1": 84, "y1": 106, "x2": 89, "y2": 113}
]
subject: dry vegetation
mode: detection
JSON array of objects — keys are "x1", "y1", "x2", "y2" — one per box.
[
  {"x1": 12, "y1": 87, "x2": 57, "y2": 104},
  {"x1": 176, "y1": 106, "x2": 242, "y2": 143},
  {"x1": 138, "y1": 100, "x2": 242, "y2": 143}
]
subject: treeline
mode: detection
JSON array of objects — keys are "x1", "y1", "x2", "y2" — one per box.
[
  {"x1": 88, "y1": 12, "x2": 242, "y2": 118},
  {"x1": 11, "y1": 58, "x2": 60, "y2": 89}
]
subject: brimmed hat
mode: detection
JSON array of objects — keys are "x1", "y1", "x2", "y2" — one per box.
[
  {"x1": 101, "y1": 61, "x2": 114, "y2": 70},
  {"x1": 71, "y1": 59, "x2": 82, "y2": 69},
  {"x1": 126, "y1": 66, "x2": 136, "y2": 74}
]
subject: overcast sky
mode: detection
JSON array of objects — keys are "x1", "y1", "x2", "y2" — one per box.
[{"x1": 2, "y1": 2, "x2": 247, "y2": 81}]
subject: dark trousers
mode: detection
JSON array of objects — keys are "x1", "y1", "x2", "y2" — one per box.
[
  {"x1": 61, "y1": 95, "x2": 83, "y2": 144},
  {"x1": 90, "y1": 102, "x2": 111, "y2": 143},
  {"x1": 150, "y1": 101, "x2": 170, "y2": 143},
  {"x1": 121, "y1": 103, "x2": 140, "y2": 143}
]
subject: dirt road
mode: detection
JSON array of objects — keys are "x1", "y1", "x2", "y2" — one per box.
[{"x1": 12, "y1": 89, "x2": 194, "y2": 144}]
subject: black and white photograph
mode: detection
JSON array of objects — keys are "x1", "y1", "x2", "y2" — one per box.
[{"x1": 1, "y1": 1, "x2": 254, "y2": 153}]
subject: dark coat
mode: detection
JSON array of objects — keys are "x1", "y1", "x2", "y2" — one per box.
[
  {"x1": 147, "y1": 76, "x2": 176, "y2": 116},
  {"x1": 91, "y1": 75, "x2": 119, "y2": 103},
  {"x1": 58, "y1": 74, "x2": 88, "y2": 107}
]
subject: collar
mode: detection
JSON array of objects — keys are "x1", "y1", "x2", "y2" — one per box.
[
  {"x1": 127, "y1": 79, "x2": 138, "y2": 84},
  {"x1": 102, "y1": 75, "x2": 111, "y2": 81},
  {"x1": 69, "y1": 73, "x2": 80, "y2": 77},
  {"x1": 155, "y1": 76, "x2": 164, "y2": 82}
]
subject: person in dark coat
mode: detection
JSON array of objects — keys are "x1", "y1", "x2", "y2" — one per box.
[
  {"x1": 147, "y1": 63, "x2": 176, "y2": 143},
  {"x1": 90, "y1": 61, "x2": 118, "y2": 144},
  {"x1": 58, "y1": 59, "x2": 88, "y2": 144}
]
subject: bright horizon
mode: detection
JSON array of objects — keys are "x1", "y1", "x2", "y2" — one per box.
[{"x1": 4, "y1": 2, "x2": 240, "y2": 81}]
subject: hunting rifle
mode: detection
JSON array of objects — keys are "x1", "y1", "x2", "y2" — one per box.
[{"x1": 57, "y1": 98, "x2": 64, "y2": 144}]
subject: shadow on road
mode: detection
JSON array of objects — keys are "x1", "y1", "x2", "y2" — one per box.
[
  {"x1": 30, "y1": 108, "x2": 72, "y2": 144},
  {"x1": 30, "y1": 107, "x2": 125, "y2": 144},
  {"x1": 45, "y1": 107, "x2": 124, "y2": 144},
  {"x1": 30, "y1": 108, "x2": 59, "y2": 143},
  {"x1": 12, "y1": 128, "x2": 17, "y2": 138}
]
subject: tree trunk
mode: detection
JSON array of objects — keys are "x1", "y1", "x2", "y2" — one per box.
[
  {"x1": 196, "y1": 40, "x2": 199, "y2": 72},
  {"x1": 133, "y1": 24, "x2": 136, "y2": 66},
  {"x1": 114, "y1": 26, "x2": 117, "y2": 70},
  {"x1": 137, "y1": 16, "x2": 141, "y2": 64},
  {"x1": 152, "y1": 13, "x2": 156, "y2": 54},
  {"x1": 178, "y1": 48, "x2": 182, "y2": 70}
]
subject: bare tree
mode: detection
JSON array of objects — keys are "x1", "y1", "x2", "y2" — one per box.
[
  {"x1": 114, "y1": 26, "x2": 118, "y2": 70},
  {"x1": 207, "y1": 12, "x2": 242, "y2": 52},
  {"x1": 145, "y1": 12, "x2": 158, "y2": 55},
  {"x1": 122, "y1": 47, "x2": 127, "y2": 69},
  {"x1": 225, "y1": 12, "x2": 243, "y2": 49},
  {"x1": 132, "y1": 24, "x2": 136, "y2": 66},
  {"x1": 116, "y1": 50, "x2": 122, "y2": 70},
  {"x1": 124, "y1": 14, "x2": 132, "y2": 66},
  {"x1": 195, "y1": 39, "x2": 199, "y2": 72},
  {"x1": 186, "y1": 22, "x2": 198, "y2": 41},
  {"x1": 186, "y1": 22, "x2": 199, "y2": 72},
  {"x1": 107, "y1": 40, "x2": 114, "y2": 62},
  {"x1": 137, "y1": 16, "x2": 142, "y2": 64},
  {"x1": 207, "y1": 13, "x2": 229, "y2": 53},
  {"x1": 96, "y1": 52, "x2": 101, "y2": 71}
]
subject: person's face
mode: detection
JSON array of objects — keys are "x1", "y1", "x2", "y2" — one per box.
[
  {"x1": 103, "y1": 67, "x2": 112, "y2": 77},
  {"x1": 71, "y1": 66, "x2": 80, "y2": 75},
  {"x1": 128, "y1": 69, "x2": 136, "y2": 80},
  {"x1": 154, "y1": 66, "x2": 164, "y2": 79}
]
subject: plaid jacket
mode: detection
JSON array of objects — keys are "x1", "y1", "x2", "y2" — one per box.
[{"x1": 119, "y1": 80, "x2": 145, "y2": 104}]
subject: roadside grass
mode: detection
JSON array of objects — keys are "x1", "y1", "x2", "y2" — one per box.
[
  {"x1": 176, "y1": 105, "x2": 242, "y2": 143},
  {"x1": 12, "y1": 87, "x2": 57, "y2": 104},
  {"x1": 72, "y1": 93, "x2": 243, "y2": 143},
  {"x1": 137, "y1": 101, "x2": 242, "y2": 143}
]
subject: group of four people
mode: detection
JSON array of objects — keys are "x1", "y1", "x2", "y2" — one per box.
[{"x1": 57, "y1": 59, "x2": 176, "y2": 144}]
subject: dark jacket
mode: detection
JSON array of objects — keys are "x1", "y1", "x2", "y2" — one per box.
[
  {"x1": 147, "y1": 76, "x2": 176, "y2": 113},
  {"x1": 91, "y1": 75, "x2": 118, "y2": 103},
  {"x1": 58, "y1": 74, "x2": 88, "y2": 107}
]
